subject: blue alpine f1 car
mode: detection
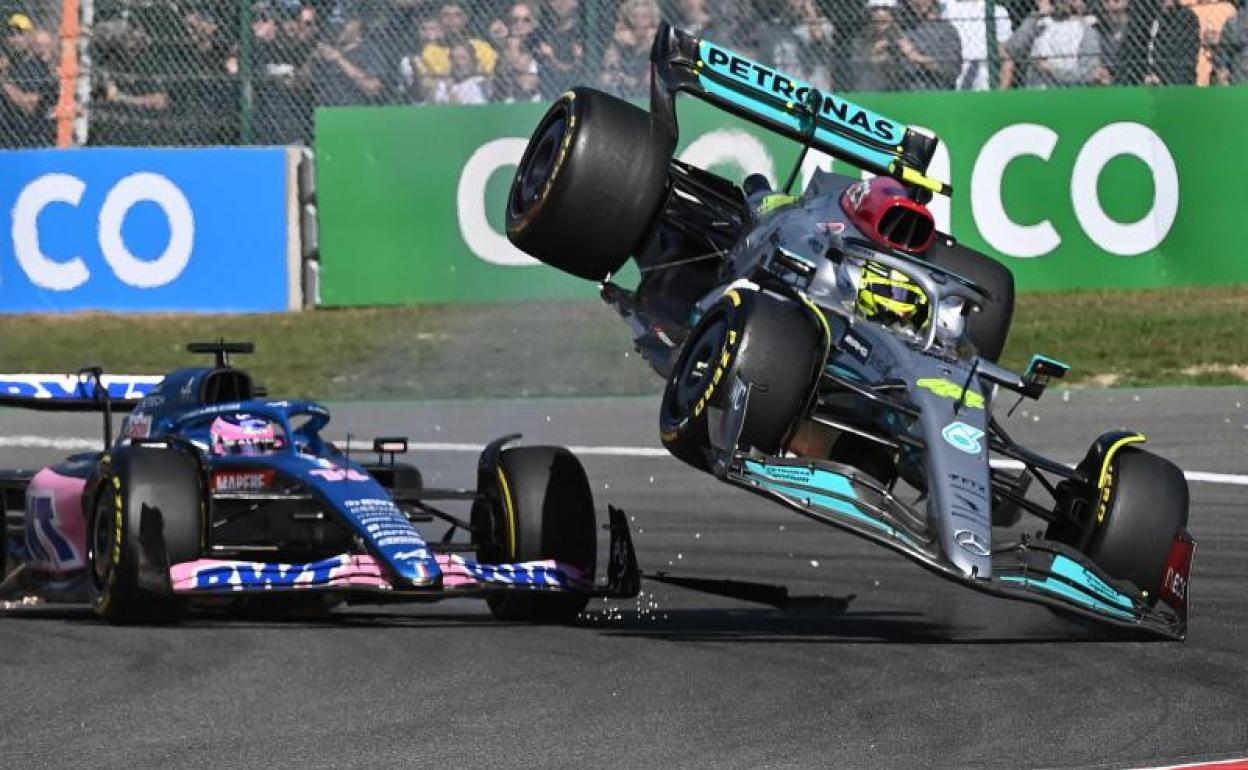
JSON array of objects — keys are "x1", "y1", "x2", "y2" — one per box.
[
  {"x1": 0, "y1": 342, "x2": 638, "y2": 624},
  {"x1": 505, "y1": 23, "x2": 1193, "y2": 639}
]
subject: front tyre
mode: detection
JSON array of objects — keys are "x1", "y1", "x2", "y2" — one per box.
[
  {"x1": 1085, "y1": 448, "x2": 1189, "y2": 605},
  {"x1": 660, "y1": 290, "x2": 823, "y2": 471},
  {"x1": 474, "y1": 446, "x2": 597, "y2": 622},
  {"x1": 506, "y1": 87, "x2": 674, "y2": 280},
  {"x1": 87, "y1": 446, "x2": 203, "y2": 624}
]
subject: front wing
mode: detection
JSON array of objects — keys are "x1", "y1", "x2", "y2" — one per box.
[
  {"x1": 167, "y1": 506, "x2": 641, "y2": 602},
  {"x1": 730, "y1": 454, "x2": 1192, "y2": 640}
]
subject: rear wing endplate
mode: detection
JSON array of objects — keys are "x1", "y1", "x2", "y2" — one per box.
[{"x1": 649, "y1": 23, "x2": 950, "y2": 196}]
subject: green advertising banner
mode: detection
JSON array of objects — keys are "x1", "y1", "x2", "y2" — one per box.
[{"x1": 315, "y1": 86, "x2": 1248, "y2": 306}]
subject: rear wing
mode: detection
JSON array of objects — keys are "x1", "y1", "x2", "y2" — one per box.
[
  {"x1": 649, "y1": 23, "x2": 950, "y2": 196},
  {"x1": 0, "y1": 373, "x2": 162, "y2": 412}
]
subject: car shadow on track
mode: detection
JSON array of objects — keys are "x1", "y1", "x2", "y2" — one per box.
[
  {"x1": 0, "y1": 603, "x2": 511, "y2": 631},
  {"x1": 579, "y1": 602, "x2": 1158, "y2": 645},
  {"x1": 1, "y1": 599, "x2": 1165, "y2": 643}
]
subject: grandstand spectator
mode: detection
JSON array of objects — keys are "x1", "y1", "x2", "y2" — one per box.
[
  {"x1": 432, "y1": 41, "x2": 490, "y2": 103},
  {"x1": 944, "y1": 0, "x2": 1014, "y2": 89},
  {"x1": 440, "y1": 2, "x2": 498, "y2": 75},
  {"x1": 847, "y1": 0, "x2": 899, "y2": 91},
  {"x1": 1122, "y1": 0, "x2": 1201, "y2": 83},
  {"x1": 1217, "y1": 1, "x2": 1248, "y2": 82},
  {"x1": 1189, "y1": 0, "x2": 1235, "y2": 86},
  {"x1": 600, "y1": 0, "x2": 659, "y2": 97},
  {"x1": 1095, "y1": 0, "x2": 1132, "y2": 81},
  {"x1": 398, "y1": 15, "x2": 450, "y2": 102},
  {"x1": 668, "y1": 0, "x2": 713, "y2": 35},
  {"x1": 494, "y1": 45, "x2": 542, "y2": 102},
  {"x1": 249, "y1": 1, "x2": 315, "y2": 144},
  {"x1": 690, "y1": 0, "x2": 760, "y2": 51},
  {"x1": 91, "y1": 15, "x2": 173, "y2": 145},
  {"x1": 505, "y1": 2, "x2": 541, "y2": 54},
  {"x1": 174, "y1": 6, "x2": 238, "y2": 144},
  {"x1": 1005, "y1": 0, "x2": 1108, "y2": 87},
  {"x1": 534, "y1": 0, "x2": 583, "y2": 98},
  {"x1": 893, "y1": 0, "x2": 963, "y2": 89},
  {"x1": 755, "y1": 0, "x2": 836, "y2": 90},
  {"x1": 312, "y1": 16, "x2": 389, "y2": 105},
  {"x1": 0, "y1": 12, "x2": 55, "y2": 146}
]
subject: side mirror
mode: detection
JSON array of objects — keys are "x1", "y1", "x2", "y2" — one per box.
[
  {"x1": 1022, "y1": 354, "x2": 1069, "y2": 398},
  {"x1": 373, "y1": 436, "x2": 409, "y2": 465}
]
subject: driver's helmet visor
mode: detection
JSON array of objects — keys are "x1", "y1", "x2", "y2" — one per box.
[
  {"x1": 210, "y1": 414, "x2": 286, "y2": 456},
  {"x1": 856, "y1": 263, "x2": 930, "y2": 330}
]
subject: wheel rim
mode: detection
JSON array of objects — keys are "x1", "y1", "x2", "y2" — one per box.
[
  {"x1": 509, "y1": 105, "x2": 569, "y2": 220},
  {"x1": 666, "y1": 314, "x2": 730, "y2": 423},
  {"x1": 89, "y1": 495, "x2": 115, "y2": 589}
]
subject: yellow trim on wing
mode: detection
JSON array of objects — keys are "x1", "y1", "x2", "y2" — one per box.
[
  {"x1": 496, "y1": 467, "x2": 518, "y2": 560},
  {"x1": 1099, "y1": 434, "x2": 1146, "y2": 489},
  {"x1": 896, "y1": 165, "x2": 947, "y2": 195}
]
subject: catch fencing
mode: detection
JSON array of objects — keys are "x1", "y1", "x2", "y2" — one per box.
[{"x1": 1, "y1": 0, "x2": 1244, "y2": 149}]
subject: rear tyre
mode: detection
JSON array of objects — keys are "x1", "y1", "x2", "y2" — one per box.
[
  {"x1": 506, "y1": 87, "x2": 674, "y2": 280},
  {"x1": 87, "y1": 447, "x2": 202, "y2": 625},
  {"x1": 660, "y1": 290, "x2": 823, "y2": 471},
  {"x1": 474, "y1": 446, "x2": 596, "y2": 622},
  {"x1": 924, "y1": 237, "x2": 1015, "y2": 362},
  {"x1": 1085, "y1": 448, "x2": 1188, "y2": 605}
]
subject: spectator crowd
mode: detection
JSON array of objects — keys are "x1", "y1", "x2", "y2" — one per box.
[{"x1": 2, "y1": 0, "x2": 1248, "y2": 146}]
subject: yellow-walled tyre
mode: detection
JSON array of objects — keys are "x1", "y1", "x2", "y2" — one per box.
[
  {"x1": 659, "y1": 290, "x2": 823, "y2": 471},
  {"x1": 474, "y1": 446, "x2": 596, "y2": 623},
  {"x1": 87, "y1": 447, "x2": 202, "y2": 625},
  {"x1": 1086, "y1": 448, "x2": 1189, "y2": 605},
  {"x1": 506, "y1": 87, "x2": 674, "y2": 281}
]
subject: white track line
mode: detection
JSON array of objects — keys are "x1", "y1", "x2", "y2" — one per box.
[
  {"x1": 1, "y1": 435, "x2": 1245, "y2": 487},
  {"x1": 1127, "y1": 759, "x2": 1248, "y2": 770}
]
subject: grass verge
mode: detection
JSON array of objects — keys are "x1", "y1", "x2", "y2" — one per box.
[
  {"x1": 1001, "y1": 286, "x2": 1248, "y2": 387},
  {"x1": 0, "y1": 286, "x2": 1244, "y2": 400}
]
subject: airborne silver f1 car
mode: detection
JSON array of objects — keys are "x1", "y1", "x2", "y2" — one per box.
[
  {"x1": 505, "y1": 23, "x2": 1194, "y2": 639},
  {"x1": 0, "y1": 342, "x2": 638, "y2": 624}
]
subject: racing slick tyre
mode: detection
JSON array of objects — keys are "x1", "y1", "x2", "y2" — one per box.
[
  {"x1": 660, "y1": 290, "x2": 823, "y2": 471},
  {"x1": 506, "y1": 87, "x2": 674, "y2": 280},
  {"x1": 1084, "y1": 448, "x2": 1188, "y2": 605},
  {"x1": 924, "y1": 237, "x2": 1014, "y2": 362},
  {"x1": 475, "y1": 446, "x2": 597, "y2": 622},
  {"x1": 87, "y1": 446, "x2": 203, "y2": 624}
]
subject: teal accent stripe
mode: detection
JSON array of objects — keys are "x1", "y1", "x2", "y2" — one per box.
[
  {"x1": 695, "y1": 42, "x2": 899, "y2": 171},
  {"x1": 1028, "y1": 353, "x2": 1070, "y2": 372},
  {"x1": 697, "y1": 74, "x2": 897, "y2": 172},
  {"x1": 998, "y1": 574, "x2": 1135, "y2": 619},
  {"x1": 826, "y1": 363, "x2": 863, "y2": 381},
  {"x1": 743, "y1": 460, "x2": 922, "y2": 550},
  {"x1": 1050, "y1": 555, "x2": 1135, "y2": 610}
]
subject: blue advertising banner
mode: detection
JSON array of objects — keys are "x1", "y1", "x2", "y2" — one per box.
[{"x1": 0, "y1": 148, "x2": 291, "y2": 313}]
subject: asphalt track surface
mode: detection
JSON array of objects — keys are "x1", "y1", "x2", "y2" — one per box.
[{"x1": 1, "y1": 388, "x2": 1245, "y2": 769}]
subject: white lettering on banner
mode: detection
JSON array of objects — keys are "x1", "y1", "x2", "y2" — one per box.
[
  {"x1": 9, "y1": 172, "x2": 195, "y2": 290},
  {"x1": 12, "y1": 173, "x2": 90, "y2": 290},
  {"x1": 971, "y1": 123, "x2": 1062, "y2": 258},
  {"x1": 98, "y1": 173, "x2": 195, "y2": 287},
  {"x1": 971, "y1": 122, "x2": 1178, "y2": 258},
  {"x1": 456, "y1": 137, "x2": 539, "y2": 267},
  {"x1": 678, "y1": 129, "x2": 776, "y2": 189},
  {"x1": 1070, "y1": 122, "x2": 1178, "y2": 256},
  {"x1": 457, "y1": 121, "x2": 1178, "y2": 268}
]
